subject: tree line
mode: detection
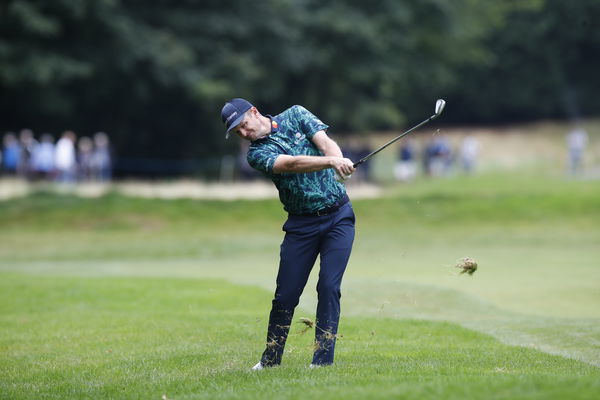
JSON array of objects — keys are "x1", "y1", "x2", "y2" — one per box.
[{"x1": 0, "y1": 0, "x2": 598, "y2": 176}]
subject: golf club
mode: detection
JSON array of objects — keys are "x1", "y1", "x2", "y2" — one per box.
[{"x1": 353, "y1": 99, "x2": 446, "y2": 168}]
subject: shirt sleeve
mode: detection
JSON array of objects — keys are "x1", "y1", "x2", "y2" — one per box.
[
  {"x1": 247, "y1": 143, "x2": 282, "y2": 175},
  {"x1": 292, "y1": 105, "x2": 329, "y2": 140}
]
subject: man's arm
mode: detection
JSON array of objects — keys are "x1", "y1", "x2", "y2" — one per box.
[
  {"x1": 311, "y1": 130, "x2": 343, "y2": 157},
  {"x1": 272, "y1": 130, "x2": 355, "y2": 177}
]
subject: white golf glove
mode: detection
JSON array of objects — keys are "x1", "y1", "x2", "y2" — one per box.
[{"x1": 335, "y1": 171, "x2": 352, "y2": 182}]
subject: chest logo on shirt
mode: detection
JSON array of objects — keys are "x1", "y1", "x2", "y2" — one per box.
[{"x1": 294, "y1": 132, "x2": 306, "y2": 145}]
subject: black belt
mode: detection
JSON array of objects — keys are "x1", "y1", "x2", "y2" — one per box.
[{"x1": 292, "y1": 194, "x2": 349, "y2": 217}]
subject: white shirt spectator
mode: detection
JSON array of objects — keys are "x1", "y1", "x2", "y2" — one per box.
[
  {"x1": 460, "y1": 135, "x2": 480, "y2": 173},
  {"x1": 567, "y1": 128, "x2": 588, "y2": 152},
  {"x1": 55, "y1": 134, "x2": 76, "y2": 172}
]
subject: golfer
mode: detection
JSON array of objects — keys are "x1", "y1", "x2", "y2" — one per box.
[{"x1": 221, "y1": 98, "x2": 356, "y2": 369}]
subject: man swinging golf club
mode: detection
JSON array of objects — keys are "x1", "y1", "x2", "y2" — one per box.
[{"x1": 221, "y1": 98, "x2": 356, "y2": 369}]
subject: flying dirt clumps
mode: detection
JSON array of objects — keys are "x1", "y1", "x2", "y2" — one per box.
[
  {"x1": 297, "y1": 317, "x2": 315, "y2": 334},
  {"x1": 456, "y1": 257, "x2": 478, "y2": 275}
]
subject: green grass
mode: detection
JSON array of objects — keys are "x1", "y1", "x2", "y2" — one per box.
[
  {"x1": 1, "y1": 275, "x2": 599, "y2": 400},
  {"x1": 1, "y1": 172, "x2": 599, "y2": 398}
]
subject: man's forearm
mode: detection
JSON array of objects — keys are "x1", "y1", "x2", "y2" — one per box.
[
  {"x1": 273, "y1": 155, "x2": 336, "y2": 173},
  {"x1": 272, "y1": 131, "x2": 355, "y2": 176}
]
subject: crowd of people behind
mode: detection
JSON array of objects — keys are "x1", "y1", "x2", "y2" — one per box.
[
  {"x1": 5, "y1": 127, "x2": 585, "y2": 185},
  {"x1": 1, "y1": 129, "x2": 112, "y2": 183},
  {"x1": 394, "y1": 134, "x2": 480, "y2": 182}
]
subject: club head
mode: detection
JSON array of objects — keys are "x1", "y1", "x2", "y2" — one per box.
[{"x1": 435, "y1": 99, "x2": 446, "y2": 116}]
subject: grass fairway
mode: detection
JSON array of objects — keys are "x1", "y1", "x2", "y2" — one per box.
[
  {"x1": 1, "y1": 275, "x2": 599, "y2": 400},
  {"x1": 1, "y1": 172, "x2": 599, "y2": 399}
]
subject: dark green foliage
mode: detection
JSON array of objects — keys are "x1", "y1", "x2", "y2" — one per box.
[
  {"x1": 448, "y1": 0, "x2": 600, "y2": 123},
  {"x1": 0, "y1": 0, "x2": 598, "y2": 174}
]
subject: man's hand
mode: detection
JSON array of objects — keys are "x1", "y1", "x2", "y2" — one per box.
[{"x1": 330, "y1": 157, "x2": 355, "y2": 181}]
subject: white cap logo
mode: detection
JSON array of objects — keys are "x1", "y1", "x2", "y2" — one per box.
[{"x1": 226, "y1": 111, "x2": 238, "y2": 124}]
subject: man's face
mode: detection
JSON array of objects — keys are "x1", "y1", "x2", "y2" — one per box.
[{"x1": 230, "y1": 108, "x2": 263, "y2": 141}]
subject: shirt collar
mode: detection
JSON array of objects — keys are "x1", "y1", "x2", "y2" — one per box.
[{"x1": 267, "y1": 115, "x2": 279, "y2": 133}]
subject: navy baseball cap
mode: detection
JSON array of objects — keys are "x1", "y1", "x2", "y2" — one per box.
[{"x1": 221, "y1": 98, "x2": 253, "y2": 139}]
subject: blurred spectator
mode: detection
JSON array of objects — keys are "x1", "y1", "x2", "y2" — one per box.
[
  {"x1": 77, "y1": 136, "x2": 94, "y2": 181},
  {"x1": 236, "y1": 140, "x2": 259, "y2": 180},
  {"x1": 2, "y1": 132, "x2": 21, "y2": 175},
  {"x1": 341, "y1": 139, "x2": 358, "y2": 178},
  {"x1": 343, "y1": 137, "x2": 371, "y2": 183},
  {"x1": 55, "y1": 130, "x2": 77, "y2": 182},
  {"x1": 354, "y1": 140, "x2": 372, "y2": 182},
  {"x1": 459, "y1": 134, "x2": 480, "y2": 174},
  {"x1": 91, "y1": 132, "x2": 112, "y2": 181},
  {"x1": 31, "y1": 133, "x2": 56, "y2": 180},
  {"x1": 424, "y1": 135, "x2": 452, "y2": 177},
  {"x1": 566, "y1": 127, "x2": 588, "y2": 176},
  {"x1": 18, "y1": 129, "x2": 38, "y2": 179},
  {"x1": 394, "y1": 139, "x2": 417, "y2": 181}
]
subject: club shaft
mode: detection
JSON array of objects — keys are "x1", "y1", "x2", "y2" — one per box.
[{"x1": 353, "y1": 113, "x2": 438, "y2": 168}]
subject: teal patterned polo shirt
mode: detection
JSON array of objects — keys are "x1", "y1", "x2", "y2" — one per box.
[{"x1": 247, "y1": 105, "x2": 347, "y2": 215}]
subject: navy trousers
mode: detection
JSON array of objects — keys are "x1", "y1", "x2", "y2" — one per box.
[{"x1": 260, "y1": 202, "x2": 355, "y2": 366}]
